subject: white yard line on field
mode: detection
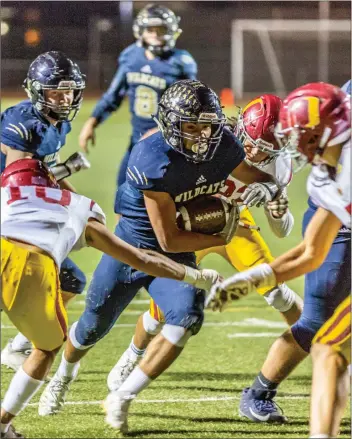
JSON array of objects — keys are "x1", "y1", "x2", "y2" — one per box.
[
  {"x1": 227, "y1": 332, "x2": 282, "y2": 338},
  {"x1": 68, "y1": 310, "x2": 144, "y2": 315},
  {"x1": 27, "y1": 394, "x2": 307, "y2": 407},
  {"x1": 71, "y1": 299, "x2": 150, "y2": 306},
  {"x1": 1, "y1": 318, "x2": 287, "y2": 330}
]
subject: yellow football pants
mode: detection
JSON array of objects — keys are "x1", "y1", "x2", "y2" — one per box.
[
  {"x1": 1, "y1": 238, "x2": 68, "y2": 351},
  {"x1": 149, "y1": 208, "x2": 274, "y2": 322},
  {"x1": 312, "y1": 295, "x2": 351, "y2": 363}
]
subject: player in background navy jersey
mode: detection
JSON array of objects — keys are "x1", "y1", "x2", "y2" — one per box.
[
  {"x1": 79, "y1": 4, "x2": 197, "y2": 190},
  {"x1": 40, "y1": 80, "x2": 282, "y2": 432},
  {"x1": 1, "y1": 51, "x2": 91, "y2": 372}
]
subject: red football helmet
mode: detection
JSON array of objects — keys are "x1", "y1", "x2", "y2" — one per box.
[
  {"x1": 235, "y1": 94, "x2": 283, "y2": 156},
  {"x1": 1, "y1": 159, "x2": 59, "y2": 189},
  {"x1": 276, "y1": 82, "x2": 351, "y2": 163}
]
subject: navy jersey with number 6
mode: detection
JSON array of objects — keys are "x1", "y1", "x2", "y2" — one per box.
[
  {"x1": 92, "y1": 43, "x2": 197, "y2": 143},
  {"x1": 115, "y1": 128, "x2": 245, "y2": 251},
  {"x1": 1, "y1": 100, "x2": 71, "y2": 172}
]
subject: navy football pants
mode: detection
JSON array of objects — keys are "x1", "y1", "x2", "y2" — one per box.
[
  {"x1": 75, "y1": 226, "x2": 205, "y2": 347},
  {"x1": 291, "y1": 206, "x2": 351, "y2": 352}
]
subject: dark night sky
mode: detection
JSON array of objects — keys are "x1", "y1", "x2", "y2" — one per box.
[
  {"x1": 4, "y1": 1, "x2": 121, "y2": 25},
  {"x1": 3, "y1": 1, "x2": 308, "y2": 26}
]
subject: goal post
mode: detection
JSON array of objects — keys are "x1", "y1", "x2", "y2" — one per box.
[{"x1": 231, "y1": 19, "x2": 351, "y2": 99}]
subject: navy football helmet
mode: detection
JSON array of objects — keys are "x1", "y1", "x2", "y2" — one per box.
[
  {"x1": 133, "y1": 4, "x2": 182, "y2": 56},
  {"x1": 156, "y1": 80, "x2": 226, "y2": 162},
  {"x1": 23, "y1": 51, "x2": 85, "y2": 122}
]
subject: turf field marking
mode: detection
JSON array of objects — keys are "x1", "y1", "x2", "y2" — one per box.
[
  {"x1": 239, "y1": 318, "x2": 287, "y2": 328},
  {"x1": 227, "y1": 332, "x2": 282, "y2": 338},
  {"x1": 68, "y1": 310, "x2": 144, "y2": 315},
  {"x1": 27, "y1": 394, "x2": 308, "y2": 407},
  {"x1": 1, "y1": 318, "x2": 287, "y2": 330},
  {"x1": 72, "y1": 299, "x2": 150, "y2": 306}
]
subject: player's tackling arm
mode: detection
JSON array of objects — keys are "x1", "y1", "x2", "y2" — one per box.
[
  {"x1": 271, "y1": 207, "x2": 342, "y2": 283},
  {"x1": 231, "y1": 160, "x2": 276, "y2": 185},
  {"x1": 85, "y1": 219, "x2": 220, "y2": 289},
  {"x1": 59, "y1": 178, "x2": 76, "y2": 193},
  {"x1": 206, "y1": 207, "x2": 342, "y2": 310},
  {"x1": 143, "y1": 190, "x2": 227, "y2": 253},
  {"x1": 85, "y1": 219, "x2": 186, "y2": 279}
]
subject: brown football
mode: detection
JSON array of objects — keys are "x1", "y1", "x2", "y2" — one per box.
[{"x1": 176, "y1": 195, "x2": 231, "y2": 235}]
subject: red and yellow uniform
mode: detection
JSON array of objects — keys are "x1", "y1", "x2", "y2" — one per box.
[
  {"x1": 1, "y1": 238, "x2": 67, "y2": 351},
  {"x1": 1, "y1": 183, "x2": 106, "y2": 351},
  {"x1": 312, "y1": 295, "x2": 351, "y2": 363}
]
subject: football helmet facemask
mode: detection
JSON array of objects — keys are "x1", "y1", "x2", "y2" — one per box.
[
  {"x1": 133, "y1": 4, "x2": 182, "y2": 56},
  {"x1": 23, "y1": 51, "x2": 85, "y2": 122},
  {"x1": 156, "y1": 80, "x2": 226, "y2": 162}
]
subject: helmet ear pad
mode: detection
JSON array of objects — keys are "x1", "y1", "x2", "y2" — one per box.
[{"x1": 166, "y1": 111, "x2": 178, "y2": 123}]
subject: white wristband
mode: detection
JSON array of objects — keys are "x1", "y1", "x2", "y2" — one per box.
[
  {"x1": 182, "y1": 265, "x2": 199, "y2": 285},
  {"x1": 249, "y1": 263, "x2": 277, "y2": 289}
]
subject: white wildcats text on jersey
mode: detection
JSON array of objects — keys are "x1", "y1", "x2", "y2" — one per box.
[
  {"x1": 220, "y1": 153, "x2": 293, "y2": 204},
  {"x1": 307, "y1": 140, "x2": 351, "y2": 228},
  {"x1": 1, "y1": 186, "x2": 106, "y2": 267}
]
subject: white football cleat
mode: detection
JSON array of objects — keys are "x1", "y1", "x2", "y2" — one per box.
[
  {"x1": 104, "y1": 391, "x2": 135, "y2": 433},
  {"x1": 38, "y1": 373, "x2": 73, "y2": 416},
  {"x1": 107, "y1": 349, "x2": 142, "y2": 391},
  {"x1": 1, "y1": 339, "x2": 32, "y2": 372}
]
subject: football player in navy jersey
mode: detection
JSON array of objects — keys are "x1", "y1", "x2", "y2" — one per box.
[
  {"x1": 79, "y1": 4, "x2": 198, "y2": 190},
  {"x1": 0, "y1": 51, "x2": 91, "y2": 372},
  {"x1": 40, "y1": 80, "x2": 282, "y2": 431}
]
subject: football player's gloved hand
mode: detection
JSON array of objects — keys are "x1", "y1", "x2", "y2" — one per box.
[
  {"x1": 51, "y1": 152, "x2": 91, "y2": 181},
  {"x1": 241, "y1": 182, "x2": 280, "y2": 208},
  {"x1": 65, "y1": 152, "x2": 91, "y2": 174},
  {"x1": 183, "y1": 266, "x2": 222, "y2": 292},
  {"x1": 265, "y1": 192, "x2": 289, "y2": 219},
  {"x1": 205, "y1": 263, "x2": 276, "y2": 311},
  {"x1": 216, "y1": 200, "x2": 240, "y2": 244}
]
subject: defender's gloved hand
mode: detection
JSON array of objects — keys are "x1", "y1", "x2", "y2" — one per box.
[
  {"x1": 183, "y1": 266, "x2": 222, "y2": 292},
  {"x1": 265, "y1": 192, "x2": 289, "y2": 218},
  {"x1": 241, "y1": 182, "x2": 280, "y2": 208},
  {"x1": 205, "y1": 263, "x2": 276, "y2": 311}
]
